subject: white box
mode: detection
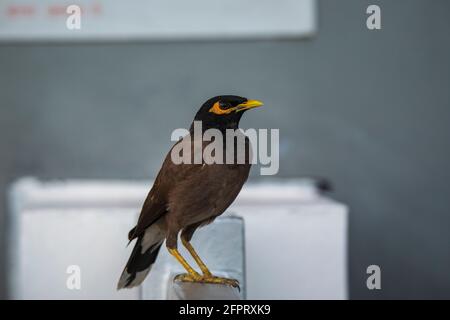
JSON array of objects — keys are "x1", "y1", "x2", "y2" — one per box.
[{"x1": 8, "y1": 178, "x2": 347, "y2": 299}]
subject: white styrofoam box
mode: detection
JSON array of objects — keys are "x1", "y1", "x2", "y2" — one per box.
[
  {"x1": 0, "y1": 0, "x2": 317, "y2": 41},
  {"x1": 235, "y1": 203, "x2": 347, "y2": 299},
  {"x1": 8, "y1": 207, "x2": 140, "y2": 299},
  {"x1": 8, "y1": 177, "x2": 347, "y2": 299}
]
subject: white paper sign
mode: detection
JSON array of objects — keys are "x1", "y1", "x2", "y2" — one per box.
[{"x1": 0, "y1": 0, "x2": 316, "y2": 41}]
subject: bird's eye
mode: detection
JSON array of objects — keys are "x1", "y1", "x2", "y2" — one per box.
[{"x1": 219, "y1": 101, "x2": 230, "y2": 110}]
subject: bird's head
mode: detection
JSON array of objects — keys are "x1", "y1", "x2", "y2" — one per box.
[{"x1": 193, "y1": 95, "x2": 263, "y2": 130}]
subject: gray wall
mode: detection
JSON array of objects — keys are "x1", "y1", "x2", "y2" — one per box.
[{"x1": 1, "y1": 0, "x2": 450, "y2": 299}]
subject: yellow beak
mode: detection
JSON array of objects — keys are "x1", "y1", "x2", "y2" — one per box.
[{"x1": 235, "y1": 99, "x2": 264, "y2": 112}]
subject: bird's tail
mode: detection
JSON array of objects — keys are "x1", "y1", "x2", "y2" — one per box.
[{"x1": 117, "y1": 224, "x2": 164, "y2": 290}]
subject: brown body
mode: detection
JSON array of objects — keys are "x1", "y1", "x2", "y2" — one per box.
[{"x1": 131, "y1": 135, "x2": 251, "y2": 247}]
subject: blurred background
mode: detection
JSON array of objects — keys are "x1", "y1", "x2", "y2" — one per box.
[{"x1": 1, "y1": 0, "x2": 450, "y2": 299}]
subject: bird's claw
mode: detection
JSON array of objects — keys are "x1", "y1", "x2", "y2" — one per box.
[{"x1": 174, "y1": 273, "x2": 240, "y2": 289}]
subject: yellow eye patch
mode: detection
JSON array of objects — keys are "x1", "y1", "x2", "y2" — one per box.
[{"x1": 209, "y1": 101, "x2": 235, "y2": 115}]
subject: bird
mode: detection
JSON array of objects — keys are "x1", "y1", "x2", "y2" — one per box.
[{"x1": 117, "y1": 95, "x2": 263, "y2": 289}]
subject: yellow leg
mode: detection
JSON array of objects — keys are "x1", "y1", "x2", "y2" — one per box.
[
  {"x1": 181, "y1": 239, "x2": 212, "y2": 276},
  {"x1": 167, "y1": 248, "x2": 201, "y2": 281},
  {"x1": 180, "y1": 239, "x2": 240, "y2": 288}
]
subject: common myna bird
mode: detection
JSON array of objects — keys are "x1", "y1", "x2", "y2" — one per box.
[{"x1": 118, "y1": 95, "x2": 263, "y2": 289}]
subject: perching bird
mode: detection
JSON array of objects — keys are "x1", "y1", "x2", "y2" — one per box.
[{"x1": 117, "y1": 95, "x2": 263, "y2": 289}]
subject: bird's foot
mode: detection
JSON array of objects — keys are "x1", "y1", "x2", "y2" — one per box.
[
  {"x1": 174, "y1": 273, "x2": 240, "y2": 288},
  {"x1": 174, "y1": 272, "x2": 203, "y2": 283}
]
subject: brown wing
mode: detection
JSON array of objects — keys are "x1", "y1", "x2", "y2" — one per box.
[{"x1": 128, "y1": 137, "x2": 206, "y2": 240}]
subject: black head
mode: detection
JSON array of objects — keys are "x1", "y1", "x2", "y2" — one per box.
[{"x1": 193, "y1": 95, "x2": 263, "y2": 130}]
